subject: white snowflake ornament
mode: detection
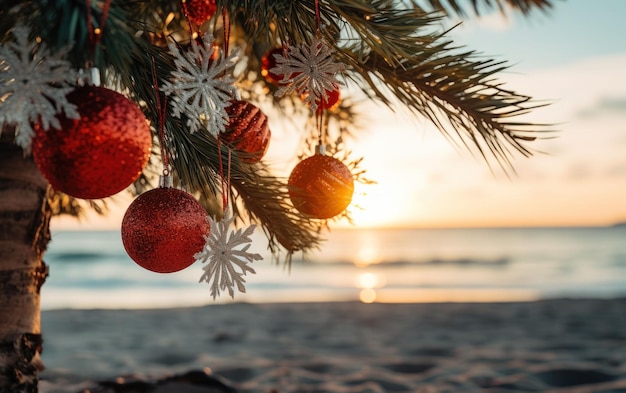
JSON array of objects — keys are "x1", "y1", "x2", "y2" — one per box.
[
  {"x1": 160, "y1": 36, "x2": 239, "y2": 136},
  {"x1": 195, "y1": 207, "x2": 262, "y2": 299},
  {"x1": 271, "y1": 35, "x2": 345, "y2": 112},
  {"x1": 0, "y1": 24, "x2": 79, "y2": 151}
]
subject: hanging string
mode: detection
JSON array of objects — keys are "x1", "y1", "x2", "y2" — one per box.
[
  {"x1": 314, "y1": 0, "x2": 326, "y2": 154},
  {"x1": 222, "y1": 3, "x2": 231, "y2": 57},
  {"x1": 226, "y1": 148, "x2": 231, "y2": 211},
  {"x1": 216, "y1": 138, "x2": 230, "y2": 211},
  {"x1": 314, "y1": 0, "x2": 321, "y2": 30},
  {"x1": 218, "y1": 0, "x2": 232, "y2": 212},
  {"x1": 315, "y1": 105, "x2": 326, "y2": 154},
  {"x1": 86, "y1": 0, "x2": 111, "y2": 50},
  {"x1": 316, "y1": 108, "x2": 322, "y2": 146},
  {"x1": 180, "y1": 0, "x2": 205, "y2": 46},
  {"x1": 151, "y1": 57, "x2": 170, "y2": 176}
]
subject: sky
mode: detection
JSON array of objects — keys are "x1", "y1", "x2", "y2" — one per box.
[
  {"x1": 53, "y1": 0, "x2": 626, "y2": 230},
  {"x1": 332, "y1": 0, "x2": 626, "y2": 228}
]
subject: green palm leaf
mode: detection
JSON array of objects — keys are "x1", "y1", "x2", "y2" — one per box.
[{"x1": 0, "y1": 0, "x2": 555, "y2": 258}]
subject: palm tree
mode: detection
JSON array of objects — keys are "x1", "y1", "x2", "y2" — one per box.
[{"x1": 0, "y1": 0, "x2": 552, "y2": 391}]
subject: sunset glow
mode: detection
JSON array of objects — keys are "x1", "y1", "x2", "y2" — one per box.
[{"x1": 52, "y1": 2, "x2": 626, "y2": 232}]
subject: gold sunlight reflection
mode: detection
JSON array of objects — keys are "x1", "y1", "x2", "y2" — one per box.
[
  {"x1": 354, "y1": 245, "x2": 380, "y2": 268},
  {"x1": 358, "y1": 272, "x2": 380, "y2": 288},
  {"x1": 360, "y1": 288, "x2": 377, "y2": 303},
  {"x1": 353, "y1": 231, "x2": 382, "y2": 267},
  {"x1": 356, "y1": 272, "x2": 386, "y2": 304}
]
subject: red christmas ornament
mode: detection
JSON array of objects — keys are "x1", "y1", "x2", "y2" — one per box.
[
  {"x1": 121, "y1": 186, "x2": 211, "y2": 273},
  {"x1": 288, "y1": 153, "x2": 354, "y2": 219},
  {"x1": 260, "y1": 47, "x2": 285, "y2": 85},
  {"x1": 302, "y1": 88, "x2": 342, "y2": 112},
  {"x1": 182, "y1": 0, "x2": 217, "y2": 26},
  {"x1": 316, "y1": 88, "x2": 341, "y2": 112},
  {"x1": 220, "y1": 100, "x2": 271, "y2": 163},
  {"x1": 32, "y1": 85, "x2": 151, "y2": 200}
]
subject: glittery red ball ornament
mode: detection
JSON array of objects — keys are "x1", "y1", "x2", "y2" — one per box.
[
  {"x1": 316, "y1": 89, "x2": 341, "y2": 112},
  {"x1": 121, "y1": 187, "x2": 211, "y2": 273},
  {"x1": 302, "y1": 88, "x2": 342, "y2": 113},
  {"x1": 288, "y1": 154, "x2": 354, "y2": 219},
  {"x1": 182, "y1": 0, "x2": 217, "y2": 26},
  {"x1": 220, "y1": 100, "x2": 271, "y2": 163},
  {"x1": 260, "y1": 47, "x2": 285, "y2": 85},
  {"x1": 32, "y1": 86, "x2": 151, "y2": 200}
]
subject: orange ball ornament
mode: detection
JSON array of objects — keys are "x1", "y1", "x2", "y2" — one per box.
[
  {"x1": 32, "y1": 85, "x2": 151, "y2": 200},
  {"x1": 288, "y1": 153, "x2": 354, "y2": 219},
  {"x1": 121, "y1": 186, "x2": 211, "y2": 273},
  {"x1": 220, "y1": 100, "x2": 271, "y2": 163},
  {"x1": 182, "y1": 0, "x2": 217, "y2": 26}
]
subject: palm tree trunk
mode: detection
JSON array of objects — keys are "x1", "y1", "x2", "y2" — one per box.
[{"x1": 0, "y1": 130, "x2": 50, "y2": 393}]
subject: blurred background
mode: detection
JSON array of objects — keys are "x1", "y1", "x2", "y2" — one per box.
[{"x1": 45, "y1": 0, "x2": 626, "y2": 310}]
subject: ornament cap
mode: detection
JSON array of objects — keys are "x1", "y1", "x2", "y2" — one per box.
[
  {"x1": 159, "y1": 175, "x2": 173, "y2": 188},
  {"x1": 77, "y1": 67, "x2": 101, "y2": 87},
  {"x1": 315, "y1": 144, "x2": 327, "y2": 155}
]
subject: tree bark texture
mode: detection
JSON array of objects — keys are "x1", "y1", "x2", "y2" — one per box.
[{"x1": 0, "y1": 131, "x2": 50, "y2": 393}]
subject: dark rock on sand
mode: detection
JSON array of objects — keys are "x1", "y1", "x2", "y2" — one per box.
[
  {"x1": 533, "y1": 368, "x2": 618, "y2": 388},
  {"x1": 383, "y1": 362, "x2": 436, "y2": 374},
  {"x1": 87, "y1": 370, "x2": 239, "y2": 393}
]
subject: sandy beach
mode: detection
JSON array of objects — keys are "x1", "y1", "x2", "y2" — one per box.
[{"x1": 39, "y1": 298, "x2": 626, "y2": 393}]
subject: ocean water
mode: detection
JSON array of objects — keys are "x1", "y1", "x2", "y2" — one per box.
[{"x1": 41, "y1": 226, "x2": 626, "y2": 309}]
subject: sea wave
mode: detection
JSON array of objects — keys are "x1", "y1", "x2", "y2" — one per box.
[
  {"x1": 47, "y1": 251, "x2": 124, "y2": 262},
  {"x1": 291, "y1": 256, "x2": 511, "y2": 268}
]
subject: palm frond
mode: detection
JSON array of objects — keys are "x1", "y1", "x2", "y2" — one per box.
[
  {"x1": 101, "y1": 5, "x2": 324, "y2": 260},
  {"x1": 1, "y1": 0, "x2": 554, "y2": 258},
  {"x1": 418, "y1": 0, "x2": 554, "y2": 17},
  {"x1": 253, "y1": 0, "x2": 552, "y2": 171}
]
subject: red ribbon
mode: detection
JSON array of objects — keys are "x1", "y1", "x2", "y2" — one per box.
[
  {"x1": 86, "y1": 0, "x2": 111, "y2": 48},
  {"x1": 222, "y1": 5, "x2": 231, "y2": 57},
  {"x1": 216, "y1": 139, "x2": 231, "y2": 212},
  {"x1": 315, "y1": 0, "x2": 321, "y2": 28},
  {"x1": 151, "y1": 57, "x2": 170, "y2": 174}
]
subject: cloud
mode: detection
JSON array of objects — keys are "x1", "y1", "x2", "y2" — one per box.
[
  {"x1": 473, "y1": 12, "x2": 514, "y2": 31},
  {"x1": 606, "y1": 161, "x2": 626, "y2": 178},
  {"x1": 564, "y1": 162, "x2": 593, "y2": 181},
  {"x1": 576, "y1": 96, "x2": 626, "y2": 119},
  {"x1": 500, "y1": 54, "x2": 626, "y2": 129}
]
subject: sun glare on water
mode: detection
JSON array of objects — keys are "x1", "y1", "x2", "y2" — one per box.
[{"x1": 355, "y1": 272, "x2": 387, "y2": 304}]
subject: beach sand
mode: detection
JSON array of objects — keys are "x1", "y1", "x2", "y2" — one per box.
[{"x1": 39, "y1": 298, "x2": 626, "y2": 393}]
